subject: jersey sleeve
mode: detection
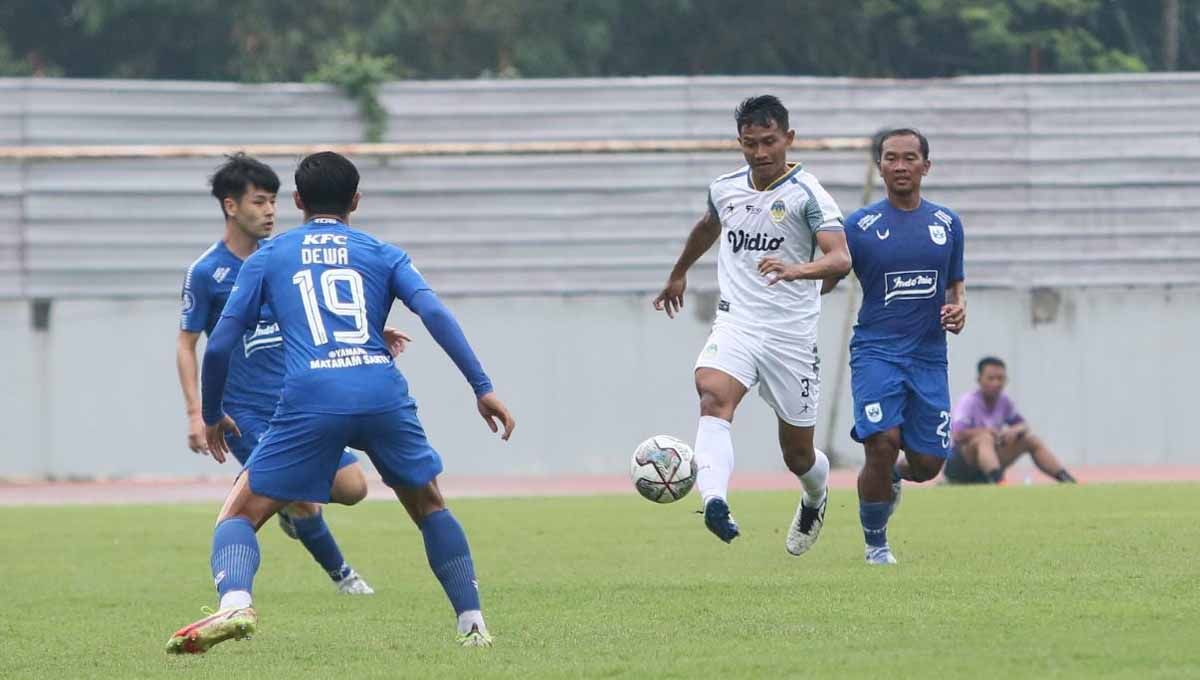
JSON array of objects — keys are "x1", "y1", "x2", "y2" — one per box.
[
  {"x1": 801, "y1": 179, "x2": 844, "y2": 233},
  {"x1": 386, "y1": 244, "x2": 433, "y2": 306},
  {"x1": 179, "y1": 262, "x2": 213, "y2": 332},
  {"x1": 706, "y1": 188, "x2": 718, "y2": 220},
  {"x1": 949, "y1": 213, "x2": 966, "y2": 283},
  {"x1": 219, "y1": 250, "x2": 268, "y2": 331}
]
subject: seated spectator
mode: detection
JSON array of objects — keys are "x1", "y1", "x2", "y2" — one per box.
[{"x1": 944, "y1": 356, "x2": 1077, "y2": 485}]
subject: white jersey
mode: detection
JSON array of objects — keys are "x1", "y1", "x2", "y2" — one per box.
[{"x1": 706, "y1": 162, "x2": 844, "y2": 338}]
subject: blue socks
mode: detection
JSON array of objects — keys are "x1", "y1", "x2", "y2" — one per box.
[
  {"x1": 859, "y1": 501, "x2": 891, "y2": 548},
  {"x1": 211, "y1": 517, "x2": 260, "y2": 600},
  {"x1": 419, "y1": 509, "x2": 480, "y2": 615},
  {"x1": 290, "y1": 511, "x2": 352, "y2": 582}
]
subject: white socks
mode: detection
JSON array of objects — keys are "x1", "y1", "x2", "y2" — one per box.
[
  {"x1": 219, "y1": 590, "x2": 252, "y2": 611},
  {"x1": 694, "y1": 416, "x2": 735, "y2": 505},
  {"x1": 457, "y1": 609, "x2": 487, "y2": 635},
  {"x1": 798, "y1": 449, "x2": 830, "y2": 507}
]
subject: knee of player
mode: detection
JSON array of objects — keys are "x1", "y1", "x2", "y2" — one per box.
[
  {"x1": 333, "y1": 467, "x2": 369, "y2": 506},
  {"x1": 907, "y1": 457, "x2": 945, "y2": 482},
  {"x1": 698, "y1": 392, "x2": 735, "y2": 420},
  {"x1": 340, "y1": 479, "x2": 369, "y2": 506},
  {"x1": 781, "y1": 441, "x2": 816, "y2": 467}
]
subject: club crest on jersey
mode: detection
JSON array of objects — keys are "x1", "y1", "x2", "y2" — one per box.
[
  {"x1": 865, "y1": 402, "x2": 883, "y2": 423},
  {"x1": 928, "y1": 224, "x2": 947, "y2": 245},
  {"x1": 769, "y1": 200, "x2": 787, "y2": 223},
  {"x1": 884, "y1": 270, "x2": 938, "y2": 305},
  {"x1": 212, "y1": 266, "x2": 231, "y2": 283}
]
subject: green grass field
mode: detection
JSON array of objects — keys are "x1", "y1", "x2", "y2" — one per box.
[{"x1": 3, "y1": 483, "x2": 1197, "y2": 679}]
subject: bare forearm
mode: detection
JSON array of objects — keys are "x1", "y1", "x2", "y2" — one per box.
[
  {"x1": 176, "y1": 338, "x2": 202, "y2": 418},
  {"x1": 670, "y1": 217, "x2": 720, "y2": 278},
  {"x1": 788, "y1": 248, "x2": 852, "y2": 280},
  {"x1": 946, "y1": 280, "x2": 966, "y2": 307}
]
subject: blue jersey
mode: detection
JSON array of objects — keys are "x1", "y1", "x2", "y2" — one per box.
[
  {"x1": 180, "y1": 240, "x2": 284, "y2": 411},
  {"x1": 845, "y1": 198, "x2": 965, "y2": 365},
  {"x1": 216, "y1": 218, "x2": 441, "y2": 415}
]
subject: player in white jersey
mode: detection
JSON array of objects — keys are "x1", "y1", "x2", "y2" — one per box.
[{"x1": 653, "y1": 95, "x2": 851, "y2": 552}]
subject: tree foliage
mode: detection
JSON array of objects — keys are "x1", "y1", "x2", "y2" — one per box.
[{"x1": 1, "y1": 0, "x2": 1195, "y2": 81}]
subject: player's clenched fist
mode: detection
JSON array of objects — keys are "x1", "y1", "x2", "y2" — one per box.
[{"x1": 940, "y1": 303, "x2": 965, "y2": 334}]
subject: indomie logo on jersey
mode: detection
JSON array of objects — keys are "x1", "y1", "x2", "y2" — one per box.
[
  {"x1": 884, "y1": 270, "x2": 938, "y2": 306},
  {"x1": 727, "y1": 229, "x2": 784, "y2": 254},
  {"x1": 243, "y1": 322, "x2": 282, "y2": 357}
]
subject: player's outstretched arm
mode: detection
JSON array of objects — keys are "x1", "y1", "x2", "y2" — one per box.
[
  {"x1": 200, "y1": 317, "x2": 244, "y2": 462},
  {"x1": 199, "y1": 251, "x2": 266, "y2": 461},
  {"x1": 407, "y1": 290, "x2": 515, "y2": 439},
  {"x1": 758, "y1": 230, "x2": 852, "y2": 285},
  {"x1": 653, "y1": 210, "x2": 721, "y2": 318},
  {"x1": 175, "y1": 330, "x2": 210, "y2": 455}
]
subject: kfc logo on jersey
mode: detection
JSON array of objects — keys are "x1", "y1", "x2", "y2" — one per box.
[
  {"x1": 928, "y1": 224, "x2": 947, "y2": 245},
  {"x1": 212, "y1": 266, "x2": 231, "y2": 283},
  {"x1": 857, "y1": 213, "x2": 882, "y2": 231},
  {"x1": 727, "y1": 229, "x2": 784, "y2": 254},
  {"x1": 302, "y1": 233, "x2": 349, "y2": 246},
  {"x1": 884, "y1": 270, "x2": 938, "y2": 305},
  {"x1": 180, "y1": 291, "x2": 195, "y2": 314}
]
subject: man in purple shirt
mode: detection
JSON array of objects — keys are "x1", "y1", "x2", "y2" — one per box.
[{"x1": 945, "y1": 356, "x2": 1077, "y2": 484}]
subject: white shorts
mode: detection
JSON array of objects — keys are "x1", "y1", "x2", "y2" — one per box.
[{"x1": 694, "y1": 320, "x2": 820, "y2": 427}]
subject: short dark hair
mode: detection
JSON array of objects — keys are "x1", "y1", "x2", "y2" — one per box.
[
  {"x1": 295, "y1": 152, "x2": 360, "y2": 216},
  {"x1": 735, "y1": 95, "x2": 789, "y2": 134},
  {"x1": 977, "y1": 356, "x2": 1006, "y2": 375},
  {"x1": 874, "y1": 128, "x2": 930, "y2": 162},
  {"x1": 209, "y1": 153, "x2": 280, "y2": 217}
]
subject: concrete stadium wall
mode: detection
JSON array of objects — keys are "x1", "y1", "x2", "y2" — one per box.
[
  {"x1": 1, "y1": 285, "x2": 1195, "y2": 480},
  {"x1": 1, "y1": 73, "x2": 1198, "y2": 479}
]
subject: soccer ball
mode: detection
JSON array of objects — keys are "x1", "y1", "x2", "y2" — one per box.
[{"x1": 630, "y1": 435, "x2": 696, "y2": 503}]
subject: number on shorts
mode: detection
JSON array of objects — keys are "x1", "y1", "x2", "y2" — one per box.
[
  {"x1": 936, "y1": 410, "x2": 951, "y2": 448},
  {"x1": 800, "y1": 378, "x2": 811, "y2": 398},
  {"x1": 292, "y1": 268, "x2": 370, "y2": 346}
]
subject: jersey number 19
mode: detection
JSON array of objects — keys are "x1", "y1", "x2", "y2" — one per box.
[{"x1": 292, "y1": 268, "x2": 369, "y2": 346}]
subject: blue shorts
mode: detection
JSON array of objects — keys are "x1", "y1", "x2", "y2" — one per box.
[
  {"x1": 849, "y1": 355, "x2": 952, "y2": 458},
  {"x1": 226, "y1": 407, "x2": 359, "y2": 470},
  {"x1": 245, "y1": 403, "x2": 443, "y2": 503}
]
